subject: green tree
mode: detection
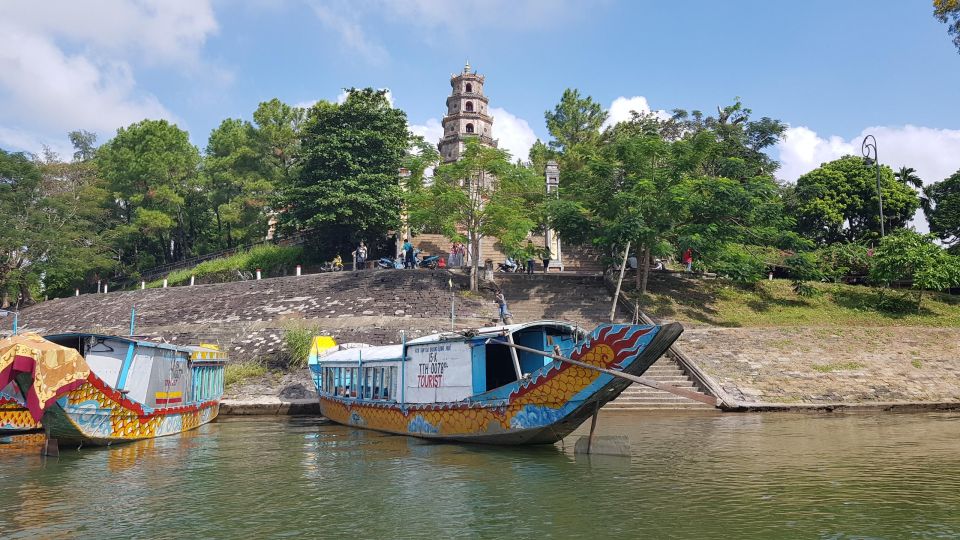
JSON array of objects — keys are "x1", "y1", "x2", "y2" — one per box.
[
  {"x1": 934, "y1": 0, "x2": 960, "y2": 52},
  {"x1": 401, "y1": 135, "x2": 440, "y2": 193},
  {"x1": 203, "y1": 118, "x2": 273, "y2": 248},
  {"x1": 96, "y1": 119, "x2": 202, "y2": 271},
  {"x1": 0, "y1": 149, "x2": 113, "y2": 305},
  {"x1": 408, "y1": 139, "x2": 538, "y2": 291},
  {"x1": 870, "y1": 230, "x2": 960, "y2": 311},
  {"x1": 252, "y1": 98, "x2": 306, "y2": 186},
  {"x1": 923, "y1": 168, "x2": 960, "y2": 249},
  {"x1": 544, "y1": 89, "x2": 607, "y2": 152},
  {"x1": 68, "y1": 130, "x2": 98, "y2": 162},
  {"x1": 792, "y1": 156, "x2": 919, "y2": 244},
  {"x1": 281, "y1": 88, "x2": 407, "y2": 256},
  {"x1": 895, "y1": 166, "x2": 923, "y2": 189}
]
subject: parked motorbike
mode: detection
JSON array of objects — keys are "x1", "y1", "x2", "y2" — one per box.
[
  {"x1": 419, "y1": 255, "x2": 440, "y2": 269},
  {"x1": 497, "y1": 259, "x2": 521, "y2": 273},
  {"x1": 377, "y1": 257, "x2": 403, "y2": 269}
]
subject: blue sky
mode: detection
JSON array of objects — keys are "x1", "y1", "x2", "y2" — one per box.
[{"x1": 2, "y1": 0, "x2": 959, "y2": 193}]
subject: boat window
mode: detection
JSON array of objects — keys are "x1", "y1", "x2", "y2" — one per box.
[{"x1": 484, "y1": 341, "x2": 519, "y2": 391}]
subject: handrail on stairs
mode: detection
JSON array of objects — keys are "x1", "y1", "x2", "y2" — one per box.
[{"x1": 602, "y1": 272, "x2": 737, "y2": 409}]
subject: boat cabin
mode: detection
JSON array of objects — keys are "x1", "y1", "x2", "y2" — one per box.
[
  {"x1": 310, "y1": 321, "x2": 586, "y2": 405},
  {"x1": 44, "y1": 334, "x2": 227, "y2": 408}
]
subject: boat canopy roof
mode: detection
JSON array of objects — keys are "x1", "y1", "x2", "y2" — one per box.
[
  {"x1": 45, "y1": 333, "x2": 224, "y2": 357},
  {"x1": 315, "y1": 320, "x2": 582, "y2": 364}
]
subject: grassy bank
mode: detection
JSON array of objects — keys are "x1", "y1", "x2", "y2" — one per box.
[
  {"x1": 147, "y1": 245, "x2": 302, "y2": 288},
  {"x1": 632, "y1": 274, "x2": 960, "y2": 327}
]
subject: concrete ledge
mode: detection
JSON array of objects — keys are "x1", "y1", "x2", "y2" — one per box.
[
  {"x1": 721, "y1": 401, "x2": 960, "y2": 413},
  {"x1": 220, "y1": 398, "x2": 322, "y2": 416}
]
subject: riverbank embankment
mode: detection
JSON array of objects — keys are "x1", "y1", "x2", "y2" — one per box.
[{"x1": 5, "y1": 270, "x2": 959, "y2": 413}]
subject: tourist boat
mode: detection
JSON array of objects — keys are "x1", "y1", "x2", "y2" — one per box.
[
  {"x1": 0, "y1": 332, "x2": 227, "y2": 446},
  {"x1": 308, "y1": 320, "x2": 682, "y2": 445},
  {"x1": 0, "y1": 381, "x2": 40, "y2": 434}
]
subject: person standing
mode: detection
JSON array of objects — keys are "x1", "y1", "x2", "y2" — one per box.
[
  {"x1": 353, "y1": 241, "x2": 368, "y2": 270},
  {"x1": 542, "y1": 247, "x2": 551, "y2": 274},
  {"x1": 525, "y1": 240, "x2": 535, "y2": 274},
  {"x1": 682, "y1": 248, "x2": 693, "y2": 272},
  {"x1": 403, "y1": 238, "x2": 415, "y2": 269}
]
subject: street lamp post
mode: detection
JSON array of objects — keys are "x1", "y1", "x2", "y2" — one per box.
[{"x1": 861, "y1": 134, "x2": 885, "y2": 237}]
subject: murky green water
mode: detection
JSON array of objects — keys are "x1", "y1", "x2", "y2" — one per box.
[{"x1": 2, "y1": 411, "x2": 960, "y2": 539}]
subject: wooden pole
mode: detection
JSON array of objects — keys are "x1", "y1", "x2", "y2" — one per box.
[
  {"x1": 610, "y1": 241, "x2": 630, "y2": 323},
  {"x1": 492, "y1": 338, "x2": 718, "y2": 406}
]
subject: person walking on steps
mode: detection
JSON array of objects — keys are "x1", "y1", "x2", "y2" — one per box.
[{"x1": 495, "y1": 291, "x2": 512, "y2": 324}]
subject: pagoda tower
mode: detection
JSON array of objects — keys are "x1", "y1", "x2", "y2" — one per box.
[{"x1": 437, "y1": 62, "x2": 497, "y2": 163}]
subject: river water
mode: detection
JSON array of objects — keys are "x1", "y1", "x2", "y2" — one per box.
[{"x1": 2, "y1": 411, "x2": 959, "y2": 539}]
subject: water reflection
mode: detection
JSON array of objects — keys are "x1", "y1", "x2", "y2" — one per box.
[{"x1": 1, "y1": 412, "x2": 960, "y2": 539}]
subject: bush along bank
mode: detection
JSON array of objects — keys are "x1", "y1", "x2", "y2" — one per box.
[{"x1": 147, "y1": 245, "x2": 303, "y2": 288}]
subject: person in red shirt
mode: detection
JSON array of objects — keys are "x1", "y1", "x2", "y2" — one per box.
[{"x1": 682, "y1": 248, "x2": 693, "y2": 272}]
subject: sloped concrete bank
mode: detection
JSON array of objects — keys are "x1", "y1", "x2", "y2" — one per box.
[{"x1": 6, "y1": 271, "x2": 960, "y2": 414}]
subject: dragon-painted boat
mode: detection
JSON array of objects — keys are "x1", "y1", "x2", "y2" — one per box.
[
  {"x1": 308, "y1": 320, "x2": 682, "y2": 445},
  {"x1": 0, "y1": 333, "x2": 227, "y2": 446},
  {"x1": 1, "y1": 381, "x2": 40, "y2": 434}
]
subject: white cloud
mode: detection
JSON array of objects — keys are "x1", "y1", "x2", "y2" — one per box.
[
  {"x1": 776, "y1": 125, "x2": 960, "y2": 185},
  {"x1": 603, "y1": 96, "x2": 669, "y2": 130},
  {"x1": 490, "y1": 107, "x2": 538, "y2": 162},
  {"x1": 0, "y1": 0, "x2": 218, "y2": 67},
  {"x1": 311, "y1": 3, "x2": 388, "y2": 64},
  {"x1": 776, "y1": 125, "x2": 960, "y2": 233},
  {"x1": 410, "y1": 118, "x2": 444, "y2": 144},
  {"x1": 0, "y1": 1, "x2": 218, "y2": 156}
]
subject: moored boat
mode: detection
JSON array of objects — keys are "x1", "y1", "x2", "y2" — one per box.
[
  {"x1": 308, "y1": 320, "x2": 682, "y2": 445},
  {"x1": 0, "y1": 333, "x2": 227, "y2": 446}
]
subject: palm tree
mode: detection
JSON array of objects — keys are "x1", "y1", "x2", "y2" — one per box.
[
  {"x1": 895, "y1": 166, "x2": 928, "y2": 213},
  {"x1": 895, "y1": 166, "x2": 923, "y2": 189}
]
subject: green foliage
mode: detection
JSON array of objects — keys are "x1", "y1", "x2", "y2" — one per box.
[
  {"x1": 96, "y1": 119, "x2": 202, "y2": 272},
  {"x1": 280, "y1": 88, "x2": 407, "y2": 256},
  {"x1": 282, "y1": 323, "x2": 318, "y2": 369},
  {"x1": 408, "y1": 138, "x2": 538, "y2": 290},
  {"x1": 924, "y1": 168, "x2": 960, "y2": 250},
  {"x1": 149, "y1": 245, "x2": 302, "y2": 287},
  {"x1": 934, "y1": 0, "x2": 960, "y2": 52},
  {"x1": 870, "y1": 230, "x2": 960, "y2": 310},
  {"x1": 544, "y1": 88, "x2": 607, "y2": 151},
  {"x1": 814, "y1": 242, "x2": 872, "y2": 282},
  {"x1": 707, "y1": 244, "x2": 767, "y2": 283},
  {"x1": 225, "y1": 361, "x2": 267, "y2": 387},
  {"x1": 785, "y1": 251, "x2": 823, "y2": 297},
  {"x1": 0, "y1": 149, "x2": 115, "y2": 304},
  {"x1": 792, "y1": 156, "x2": 920, "y2": 244},
  {"x1": 203, "y1": 118, "x2": 274, "y2": 248}
]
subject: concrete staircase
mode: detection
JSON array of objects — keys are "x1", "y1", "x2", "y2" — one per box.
[
  {"x1": 604, "y1": 357, "x2": 715, "y2": 410},
  {"x1": 411, "y1": 233, "x2": 605, "y2": 274},
  {"x1": 494, "y1": 273, "x2": 715, "y2": 411}
]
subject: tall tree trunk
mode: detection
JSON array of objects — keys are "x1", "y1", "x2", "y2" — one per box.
[
  {"x1": 640, "y1": 244, "x2": 651, "y2": 295},
  {"x1": 469, "y1": 230, "x2": 480, "y2": 291},
  {"x1": 634, "y1": 244, "x2": 642, "y2": 290}
]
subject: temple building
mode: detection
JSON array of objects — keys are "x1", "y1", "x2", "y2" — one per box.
[{"x1": 438, "y1": 62, "x2": 498, "y2": 163}]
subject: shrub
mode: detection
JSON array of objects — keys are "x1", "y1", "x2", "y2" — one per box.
[
  {"x1": 148, "y1": 245, "x2": 303, "y2": 287},
  {"x1": 708, "y1": 244, "x2": 767, "y2": 283},
  {"x1": 815, "y1": 242, "x2": 871, "y2": 283},
  {"x1": 785, "y1": 252, "x2": 823, "y2": 297},
  {"x1": 224, "y1": 361, "x2": 266, "y2": 387},
  {"x1": 283, "y1": 324, "x2": 318, "y2": 369}
]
